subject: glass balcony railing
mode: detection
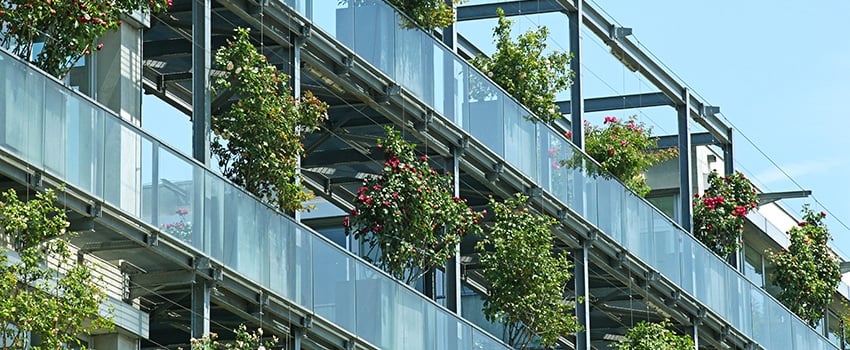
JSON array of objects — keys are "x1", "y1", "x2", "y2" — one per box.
[
  {"x1": 286, "y1": 1, "x2": 837, "y2": 348},
  {"x1": 0, "y1": 48, "x2": 510, "y2": 350}
]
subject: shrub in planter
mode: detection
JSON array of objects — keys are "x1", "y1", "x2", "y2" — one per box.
[
  {"x1": 477, "y1": 194, "x2": 579, "y2": 348},
  {"x1": 692, "y1": 171, "x2": 758, "y2": 257},
  {"x1": 0, "y1": 188, "x2": 113, "y2": 348},
  {"x1": 471, "y1": 8, "x2": 573, "y2": 123},
  {"x1": 212, "y1": 28, "x2": 328, "y2": 212},
  {"x1": 770, "y1": 205, "x2": 841, "y2": 326},
  {"x1": 575, "y1": 116, "x2": 675, "y2": 196},
  {"x1": 0, "y1": 0, "x2": 171, "y2": 78},
  {"x1": 611, "y1": 320, "x2": 694, "y2": 350},
  {"x1": 345, "y1": 127, "x2": 484, "y2": 285}
]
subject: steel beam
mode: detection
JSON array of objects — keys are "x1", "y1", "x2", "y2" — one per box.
[
  {"x1": 192, "y1": 0, "x2": 212, "y2": 165},
  {"x1": 757, "y1": 190, "x2": 812, "y2": 206},
  {"x1": 568, "y1": 2, "x2": 584, "y2": 148},
  {"x1": 456, "y1": 0, "x2": 563, "y2": 21},
  {"x1": 677, "y1": 89, "x2": 693, "y2": 232},
  {"x1": 655, "y1": 132, "x2": 719, "y2": 149},
  {"x1": 556, "y1": 92, "x2": 673, "y2": 115},
  {"x1": 549, "y1": 0, "x2": 731, "y2": 145}
]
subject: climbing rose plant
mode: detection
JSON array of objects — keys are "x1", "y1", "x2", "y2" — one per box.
[
  {"x1": 345, "y1": 127, "x2": 484, "y2": 285},
  {"x1": 0, "y1": 0, "x2": 171, "y2": 78},
  {"x1": 189, "y1": 324, "x2": 278, "y2": 350},
  {"x1": 212, "y1": 28, "x2": 328, "y2": 212},
  {"x1": 578, "y1": 116, "x2": 675, "y2": 196},
  {"x1": 611, "y1": 320, "x2": 694, "y2": 350},
  {"x1": 477, "y1": 194, "x2": 578, "y2": 349},
  {"x1": 0, "y1": 188, "x2": 113, "y2": 349},
  {"x1": 692, "y1": 171, "x2": 758, "y2": 257},
  {"x1": 471, "y1": 7, "x2": 573, "y2": 123},
  {"x1": 770, "y1": 205, "x2": 840, "y2": 326}
]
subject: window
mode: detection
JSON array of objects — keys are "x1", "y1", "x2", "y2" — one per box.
[{"x1": 743, "y1": 244, "x2": 764, "y2": 286}]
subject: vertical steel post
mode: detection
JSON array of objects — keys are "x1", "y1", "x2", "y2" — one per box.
[
  {"x1": 290, "y1": 31, "x2": 303, "y2": 222},
  {"x1": 192, "y1": 0, "x2": 211, "y2": 166},
  {"x1": 190, "y1": 276, "x2": 210, "y2": 338},
  {"x1": 677, "y1": 88, "x2": 693, "y2": 232},
  {"x1": 723, "y1": 128, "x2": 734, "y2": 176},
  {"x1": 445, "y1": 147, "x2": 462, "y2": 315},
  {"x1": 690, "y1": 321, "x2": 699, "y2": 350},
  {"x1": 574, "y1": 243, "x2": 590, "y2": 350},
  {"x1": 568, "y1": 1, "x2": 584, "y2": 148}
]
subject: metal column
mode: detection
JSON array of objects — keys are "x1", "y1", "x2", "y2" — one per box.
[
  {"x1": 568, "y1": 1, "x2": 584, "y2": 148},
  {"x1": 192, "y1": 0, "x2": 211, "y2": 166},
  {"x1": 190, "y1": 276, "x2": 211, "y2": 338},
  {"x1": 690, "y1": 320, "x2": 699, "y2": 350},
  {"x1": 445, "y1": 147, "x2": 462, "y2": 315},
  {"x1": 443, "y1": 11, "x2": 463, "y2": 315},
  {"x1": 723, "y1": 128, "x2": 734, "y2": 176},
  {"x1": 574, "y1": 243, "x2": 590, "y2": 350},
  {"x1": 677, "y1": 88, "x2": 693, "y2": 232}
]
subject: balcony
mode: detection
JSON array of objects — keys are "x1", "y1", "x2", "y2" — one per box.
[{"x1": 0, "y1": 47, "x2": 509, "y2": 350}]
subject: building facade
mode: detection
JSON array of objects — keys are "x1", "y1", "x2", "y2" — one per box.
[{"x1": 0, "y1": 0, "x2": 847, "y2": 349}]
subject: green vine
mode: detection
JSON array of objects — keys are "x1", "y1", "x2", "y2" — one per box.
[
  {"x1": 345, "y1": 127, "x2": 484, "y2": 285},
  {"x1": 470, "y1": 8, "x2": 573, "y2": 123},
  {"x1": 692, "y1": 171, "x2": 758, "y2": 257},
  {"x1": 770, "y1": 205, "x2": 840, "y2": 326},
  {"x1": 610, "y1": 320, "x2": 694, "y2": 350},
  {"x1": 212, "y1": 28, "x2": 328, "y2": 212},
  {"x1": 0, "y1": 188, "x2": 113, "y2": 349},
  {"x1": 476, "y1": 194, "x2": 578, "y2": 348},
  {"x1": 0, "y1": 0, "x2": 171, "y2": 78}
]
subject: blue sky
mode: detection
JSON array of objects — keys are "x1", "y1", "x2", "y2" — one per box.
[
  {"x1": 455, "y1": 1, "x2": 850, "y2": 254},
  {"x1": 588, "y1": 1, "x2": 850, "y2": 255}
]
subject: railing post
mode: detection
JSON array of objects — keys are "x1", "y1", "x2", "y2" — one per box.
[{"x1": 445, "y1": 146, "x2": 463, "y2": 315}]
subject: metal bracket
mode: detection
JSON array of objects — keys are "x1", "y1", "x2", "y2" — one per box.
[
  {"x1": 485, "y1": 163, "x2": 504, "y2": 182},
  {"x1": 665, "y1": 290, "x2": 681, "y2": 307},
  {"x1": 145, "y1": 231, "x2": 159, "y2": 247},
  {"x1": 300, "y1": 314, "x2": 313, "y2": 328},
  {"x1": 27, "y1": 171, "x2": 42, "y2": 188},
  {"x1": 610, "y1": 26, "x2": 633, "y2": 40},
  {"x1": 417, "y1": 110, "x2": 434, "y2": 131},
  {"x1": 87, "y1": 201, "x2": 103, "y2": 218},
  {"x1": 299, "y1": 24, "x2": 312, "y2": 40},
  {"x1": 702, "y1": 105, "x2": 720, "y2": 117},
  {"x1": 525, "y1": 186, "x2": 542, "y2": 198},
  {"x1": 454, "y1": 136, "x2": 470, "y2": 156},
  {"x1": 717, "y1": 325, "x2": 730, "y2": 342},
  {"x1": 608, "y1": 251, "x2": 625, "y2": 269},
  {"x1": 344, "y1": 339, "x2": 356, "y2": 350},
  {"x1": 334, "y1": 55, "x2": 353, "y2": 76}
]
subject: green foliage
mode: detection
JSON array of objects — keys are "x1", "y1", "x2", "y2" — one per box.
[
  {"x1": 387, "y1": 0, "x2": 458, "y2": 30},
  {"x1": 189, "y1": 324, "x2": 278, "y2": 350},
  {"x1": 345, "y1": 127, "x2": 484, "y2": 285},
  {"x1": 0, "y1": 188, "x2": 113, "y2": 349},
  {"x1": 476, "y1": 194, "x2": 578, "y2": 348},
  {"x1": 212, "y1": 28, "x2": 328, "y2": 212},
  {"x1": 470, "y1": 8, "x2": 573, "y2": 123},
  {"x1": 692, "y1": 171, "x2": 759, "y2": 257},
  {"x1": 770, "y1": 205, "x2": 841, "y2": 326},
  {"x1": 578, "y1": 116, "x2": 675, "y2": 196},
  {"x1": 611, "y1": 320, "x2": 694, "y2": 350},
  {"x1": 0, "y1": 0, "x2": 170, "y2": 78}
]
